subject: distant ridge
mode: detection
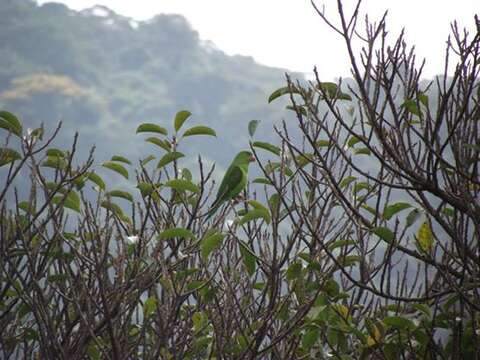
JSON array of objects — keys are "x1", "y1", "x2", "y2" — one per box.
[{"x1": 0, "y1": 0, "x2": 299, "y2": 164}]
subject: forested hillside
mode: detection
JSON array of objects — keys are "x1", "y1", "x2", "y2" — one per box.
[
  {"x1": 1, "y1": 1, "x2": 479, "y2": 357},
  {"x1": 0, "y1": 0, "x2": 296, "y2": 165}
]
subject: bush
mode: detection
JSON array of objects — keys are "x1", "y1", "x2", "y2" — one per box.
[{"x1": 1, "y1": 2, "x2": 479, "y2": 359}]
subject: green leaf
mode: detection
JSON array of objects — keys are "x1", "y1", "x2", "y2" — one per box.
[
  {"x1": 182, "y1": 125, "x2": 216, "y2": 138},
  {"x1": 18, "y1": 201, "x2": 35, "y2": 214},
  {"x1": 110, "y1": 155, "x2": 131, "y2": 165},
  {"x1": 136, "y1": 123, "x2": 168, "y2": 135},
  {"x1": 0, "y1": 111, "x2": 22, "y2": 137},
  {"x1": 252, "y1": 177, "x2": 272, "y2": 185},
  {"x1": 136, "y1": 182, "x2": 161, "y2": 197},
  {"x1": 442, "y1": 207, "x2": 454, "y2": 217},
  {"x1": 268, "y1": 193, "x2": 281, "y2": 217},
  {"x1": 406, "y1": 208, "x2": 422, "y2": 228},
  {"x1": 418, "y1": 92, "x2": 429, "y2": 107},
  {"x1": 316, "y1": 140, "x2": 331, "y2": 147},
  {"x1": 353, "y1": 182, "x2": 370, "y2": 194},
  {"x1": 182, "y1": 168, "x2": 192, "y2": 181},
  {"x1": 362, "y1": 204, "x2": 377, "y2": 215},
  {"x1": 101, "y1": 200, "x2": 125, "y2": 217},
  {"x1": 45, "y1": 181, "x2": 63, "y2": 192},
  {"x1": 372, "y1": 226, "x2": 395, "y2": 243},
  {"x1": 247, "y1": 199, "x2": 269, "y2": 212},
  {"x1": 302, "y1": 327, "x2": 320, "y2": 349},
  {"x1": 52, "y1": 190, "x2": 81, "y2": 213},
  {"x1": 248, "y1": 120, "x2": 260, "y2": 137},
  {"x1": 354, "y1": 147, "x2": 371, "y2": 156},
  {"x1": 42, "y1": 156, "x2": 67, "y2": 170},
  {"x1": 316, "y1": 82, "x2": 352, "y2": 101},
  {"x1": 19, "y1": 303, "x2": 32, "y2": 320},
  {"x1": 86, "y1": 342, "x2": 101, "y2": 360},
  {"x1": 295, "y1": 153, "x2": 313, "y2": 168},
  {"x1": 328, "y1": 239, "x2": 356, "y2": 252},
  {"x1": 186, "y1": 280, "x2": 206, "y2": 292},
  {"x1": 411, "y1": 303, "x2": 431, "y2": 317},
  {"x1": 201, "y1": 232, "x2": 225, "y2": 261},
  {"x1": 156, "y1": 151, "x2": 184, "y2": 169},
  {"x1": 164, "y1": 179, "x2": 199, "y2": 193},
  {"x1": 143, "y1": 296, "x2": 157, "y2": 318},
  {"x1": 65, "y1": 191, "x2": 81, "y2": 213},
  {"x1": 286, "y1": 104, "x2": 308, "y2": 116},
  {"x1": 239, "y1": 240, "x2": 257, "y2": 276},
  {"x1": 347, "y1": 136, "x2": 362, "y2": 148},
  {"x1": 46, "y1": 148, "x2": 65, "y2": 157},
  {"x1": 146, "y1": 137, "x2": 171, "y2": 151},
  {"x1": 383, "y1": 316, "x2": 416, "y2": 331},
  {"x1": 158, "y1": 227, "x2": 195, "y2": 240},
  {"x1": 340, "y1": 176, "x2": 357, "y2": 189},
  {"x1": 47, "y1": 274, "x2": 68, "y2": 283},
  {"x1": 0, "y1": 147, "x2": 21, "y2": 167},
  {"x1": 253, "y1": 282, "x2": 265, "y2": 291},
  {"x1": 107, "y1": 190, "x2": 133, "y2": 202},
  {"x1": 402, "y1": 99, "x2": 421, "y2": 117},
  {"x1": 86, "y1": 172, "x2": 106, "y2": 191},
  {"x1": 30, "y1": 127, "x2": 43, "y2": 140},
  {"x1": 383, "y1": 202, "x2": 412, "y2": 220},
  {"x1": 268, "y1": 85, "x2": 300, "y2": 103},
  {"x1": 102, "y1": 161, "x2": 129, "y2": 179},
  {"x1": 252, "y1": 141, "x2": 280, "y2": 156},
  {"x1": 339, "y1": 255, "x2": 361, "y2": 267},
  {"x1": 286, "y1": 261, "x2": 302, "y2": 281},
  {"x1": 238, "y1": 208, "x2": 271, "y2": 225},
  {"x1": 192, "y1": 311, "x2": 208, "y2": 332},
  {"x1": 265, "y1": 162, "x2": 281, "y2": 175},
  {"x1": 174, "y1": 110, "x2": 192, "y2": 132},
  {"x1": 140, "y1": 155, "x2": 156, "y2": 166},
  {"x1": 416, "y1": 221, "x2": 434, "y2": 253},
  {"x1": 73, "y1": 173, "x2": 87, "y2": 189}
]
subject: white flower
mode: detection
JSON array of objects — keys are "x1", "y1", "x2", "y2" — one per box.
[
  {"x1": 280, "y1": 143, "x2": 293, "y2": 165},
  {"x1": 475, "y1": 329, "x2": 480, "y2": 336},
  {"x1": 72, "y1": 323, "x2": 80, "y2": 333},
  {"x1": 177, "y1": 249, "x2": 188, "y2": 260},
  {"x1": 127, "y1": 235, "x2": 139, "y2": 244},
  {"x1": 224, "y1": 219, "x2": 235, "y2": 230},
  {"x1": 23, "y1": 128, "x2": 34, "y2": 145},
  {"x1": 455, "y1": 317, "x2": 462, "y2": 322}
]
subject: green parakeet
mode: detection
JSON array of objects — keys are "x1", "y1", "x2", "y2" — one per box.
[{"x1": 206, "y1": 151, "x2": 255, "y2": 220}]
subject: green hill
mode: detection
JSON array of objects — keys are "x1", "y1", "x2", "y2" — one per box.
[{"x1": 0, "y1": 0, "x2": 298, "y2": 165}]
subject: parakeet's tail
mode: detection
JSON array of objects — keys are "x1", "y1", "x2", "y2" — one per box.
[{"x1": 205, "y1": 204, "x2": 220, "y2": 221}]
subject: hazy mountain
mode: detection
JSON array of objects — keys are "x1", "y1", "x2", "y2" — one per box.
[{"x1": 0, "y1": 0, "x2": 299, "y2": 167}]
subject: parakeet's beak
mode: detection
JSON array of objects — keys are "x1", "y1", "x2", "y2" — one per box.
[{"x1": 249, "y1": 156, "x2": 256, "y2": 162}]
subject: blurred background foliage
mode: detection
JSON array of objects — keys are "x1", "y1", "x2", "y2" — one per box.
[{"x1": 0, "y1": 0, "x2": 297, "y2": 166}]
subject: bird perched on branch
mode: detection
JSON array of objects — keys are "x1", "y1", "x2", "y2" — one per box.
[{"x1": 205, "y1": 151, "x2": 255, "y2": 220}]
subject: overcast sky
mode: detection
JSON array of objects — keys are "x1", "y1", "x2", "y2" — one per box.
[{"x1": 38, "y1": 0, "x2": 478, "y2": 79}]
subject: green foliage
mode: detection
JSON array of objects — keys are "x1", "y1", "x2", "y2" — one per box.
[
  {"x1": 248, "y1": 119, "x2": 260, "y2": 137},
  {"x1": 201, "y1": 231, "x2": 225, "y2": 261},
  {"x1": 0, "y1": 111, "x2": 22, "y2": 137},
  {"x1": 174, "y1": 110, "x2": 192, "y2": 132},
  {"x1": 0, "y1": 147, "x2": 21, "y2": 166},
  {"x1": 102, "y1": 161, "x2": 129, "y2": 179}
]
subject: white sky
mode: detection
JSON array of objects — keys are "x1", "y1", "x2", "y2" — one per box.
[{"x1": 38, "y1": 0, "x2": 478, "y2": 79}]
